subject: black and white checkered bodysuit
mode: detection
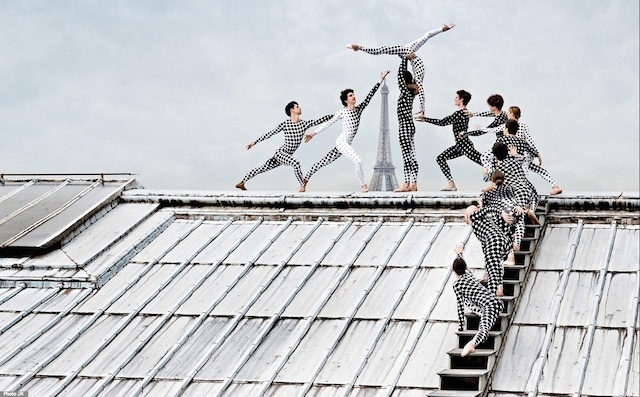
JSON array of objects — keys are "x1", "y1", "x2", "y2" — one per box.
[
  {"x1": 496, "y1": 155, "x2": 539, "y2": 211},
  {"x1": 305, "y1": 82, "x2": 381, "y2": 186},
  {"x1": 453, "y1": 263, "x2": 503, "y2": 347},
  {"x1": 469, "y1": 207, "x2": 511, "y2": 295},
  {"x1": 359, "y1": 27, "x2": 446, "y2": 115},
  {"x1": 423, "y1": 109, "x2": 482, "y2": 182},
  {"x1": 481, "y1": 184, "x2": 525, "y2": 248},
  {"x1": 397, "y1": 57, "x2": 418, "y2": 184},
  {"x1": 480, "y1": 122, "x2": 557, "y2": 187},
  {"x1": 467, "y1": 110, "x2": 508, "y2": 138},
  {"x1": 241, "y1": 115, "x2": 332, "y2": 184}
]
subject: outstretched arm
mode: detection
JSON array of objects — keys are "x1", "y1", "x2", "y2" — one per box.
[
  {"x1": 304, "y1": 112, "x2": 340, "y2": 143},
  {"x1": 356, "y1": 70, "x2": 390, "y2": 111},
  {"x1": 247, "y1": 122, "x2": 285, "y2": 149}
]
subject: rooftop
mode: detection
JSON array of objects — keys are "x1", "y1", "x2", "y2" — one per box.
[{"x1": 0, "y1": 176, "x2": 637, "y2": 396}]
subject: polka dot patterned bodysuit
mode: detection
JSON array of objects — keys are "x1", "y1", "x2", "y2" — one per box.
[
  {"x1": 305, "y1": 82, "x2": 381, "y2": 186},
  {"x1": 241, "y1": 115, "x2": 332, "y2": 185},
  {"x1": 359, "y1": 27, "x2": 447, "y2": 115}
]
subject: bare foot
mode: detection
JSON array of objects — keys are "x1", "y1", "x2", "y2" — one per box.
[
  {"x1": 496, "y1": 285, "x2": 504, "y2": 297},
  {"x1": 504, "y1": 252, "x2": 515, "y2": 266},
  {"x1": 299, "y1": 179, "x2": 308, "y2": 192},
  {"x1": 527, "y1": 209, "x2": 541, "y2": 225},
  {"x1": 550, "y1": 185, "x2": 563, "y2": 195},
  {"x1": 346, "y1": 44, "x2": 361, "y2": 51},
  {"x1": 441, "y1": 184, "x2": 457, "y2": 191},
  {"x1": 394, "y1": 182, "x2": 410, "y2": 192},
  {"x1": 461, "y1": 341, "x2": 476, "y2": 357},
  {"x1": 361, "y1": 184, "x2": 369, "y2": 193},
  {"x1": 235, "y1": 181, "x2": 247, "y2": 191},
  {"x1": 409, "y1": 182, "x2": 418, "y2": 191}
]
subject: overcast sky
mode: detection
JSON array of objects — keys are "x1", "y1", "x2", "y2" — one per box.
[{"x1": 1, "y1": 1, "x2": 638, "y2": 194}]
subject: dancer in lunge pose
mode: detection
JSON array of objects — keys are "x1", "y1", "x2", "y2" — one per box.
[
  {"x1": 347, "y1": 23, "x2": 455, "y2": 117},
  {"x1": 303, "y1": 70, "x2": 390, "y2": 192},
  {"x1": 235, "y1": 102, "x2": 332, "y2": 191},
  {"x1": 464, "y1": 204, "x2": 511, "y2": 297},
  {"x1": 415, "y1": 90, "x2": 481, "y2": 191},
  {"x1": 452, "y1": 242, "x2": 504, "y2": 357},
  {"x1": 394, "y1": 54, "x2": 420, "y2": 192}
]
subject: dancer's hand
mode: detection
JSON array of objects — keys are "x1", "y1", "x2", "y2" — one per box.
[
  {"x1": 443, "y1": 23, "x2": 455, "y2": 31},
  {"x1": 246, "y1": 141, "x2": 256, "y2": 150},
  {"x1": 508, "y1": 145, "x2": 517, "y2": 156},
  {"x1": 501, "y1": 210, "x2": 514, "y2": 224},
  {"x1": 454, "y1": 242, "x2": 464, "y2": 255},
  {"x1": 537, "y1": 154, "x2": 543, "y2": 166},
  {"x1": 514, "y1": 243, "x2": 520, "y2": 253},
  {"x1": 464, "y1": 205, "x2": 479, "y2": 224},
  {"x1": 379, "y1": 70, "x2": 390, "y2": 82},
  {"x1": 463, "y1": 109, "x2": 473, "y2": 118},
  {"x1": 405, "y1": 52, "x2": 416, "y2": 60},
  {"x1": 413, "y1": 110, "x2": 424, "y2": 118},
  {"x1": 304, "y1": 132, "x2": 316, "y2": 143},
  {"x1": 414, "y1": 114, "x2": 426, "y2": 122}
]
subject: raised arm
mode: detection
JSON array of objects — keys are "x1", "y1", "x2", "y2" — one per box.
[{"x1": 247, "y1": 122, "x2": 285, "y2": 149}]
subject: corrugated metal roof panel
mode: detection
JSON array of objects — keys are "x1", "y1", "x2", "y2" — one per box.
[
  {"x1": 0, "y1": 187, "x2": 637, "y2": 396},
  {"x1": 0, "y1": 179, "x2": 139, "y2": 250}
]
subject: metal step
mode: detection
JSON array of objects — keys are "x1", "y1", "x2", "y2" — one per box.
[
  {"x1": 429, "y1": 389, "x2": 481, "y2": 397},
  {"x1": 448, "y1": 347, "x2": 497, "y2": 370},
  {"x1": 465, "y1": 312, "x2": 510, "y2": 332},
  {"x1": 456, "y1": 330, "x2": 503, "y2": 350},
  {"x1": 438, "y1": 368, "x2": 489, "y2": 391}
]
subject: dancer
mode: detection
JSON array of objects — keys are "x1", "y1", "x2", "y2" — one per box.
[
  {"x1": 481, "y1": 170, "x2": 526, "y2": 266},
  {"x1": 415, "y1": 90, "x2": 481, "y2": 191},
  {"x1": 464, "y1": 204, "x2": 511, "y2": 297},
  {"x1": 303, "y1": 70, "x2": 390, "y2": 192},
  {"x1": 452, "y1": 242, "x2": 504, "y2": 357},
  {"x1": 492, "y1": 142, "x2": 540, "y2": 225},
  {"x1": 463, "y1": 94, "x2": 507, "y2": 138},
  {"x1": 472, "y1": 106, "x2": 563, "y2": 195},
  {"x1": 347, "y1": 23, "x2": 455, "y2": 116},
  {"x1": 394, "y1": 54, "x2": 420, "y2": 192},
  {"x1": 236, "y1": 102, "x2": 332, "y2": 190}
]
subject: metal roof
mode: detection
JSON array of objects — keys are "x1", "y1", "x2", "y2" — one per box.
[{"x1": 0, "y1": 181, "x2": 637, "y2": 396}]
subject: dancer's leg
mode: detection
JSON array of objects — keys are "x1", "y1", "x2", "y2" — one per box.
[
  {"x1": 528, "y1": 162, "x2": 558, "y2": 187},
  {"x1": 274, "y1": 150, "x2": 304, "y2": 185},
  {"x1": 358, "y1": 45, "x2": 410, "y2": 56},
  {"x1": 437, "y1": 145, "x2": 463, "y2": 183},
  {"x1": 459, "y1": 139, "x2": 483, "y2": 165},
  {"x1": 241, "y1": 156, "x2": 280, "y2": 184},
  {"x1": 305, "y1": 148, "x2": 342, "y2": 182},
  {"x1": 405, "y1": 27, "x2": 448, "y2": 53},
  {"x1": 471, "y1": 300, "x2": 502, "y2": 347},
  {"x1": 336, "y1": 137, "x2": 366, "y2": 186}
]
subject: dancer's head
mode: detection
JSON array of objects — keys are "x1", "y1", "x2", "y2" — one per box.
[
  {"x1": 508, "y1": 106, "x2": 521, "y2": 121},
  {"x1": 505, "y1": 119, "x2": 519, "y2": 135},
  {"x1": 491, "y1": 170, "x2": 506, "y2": 185},
  {"x1": 285, "y1": 101, "x2": 299, "y2": 117},
  {"x1": 340, "y1": 89, "x2": 354, "y2": 106},
  {"x1": 492, "y1": 142, "x2": 509, "y2": 160},
  {"x1": 487, "y1": 94, "x2": 504, "y2": 110},
  {"x1": 403, "y1": 70, "x2": 419, "y2": 96},
  {"x1": 452, "y1": 256, "x2": 467, "y2": 275},
  {"x1": 456, "y1": 90, "x2": 472, "y2": 106}
]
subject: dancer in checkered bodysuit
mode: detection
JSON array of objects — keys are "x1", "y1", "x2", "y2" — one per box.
[
  {"x1": 347, "y1": 24, "x2": 455, "y2": 116},
  {"x1": 492, "y1": 142, "x2": 541, "y2": 225},
  {"x1": 236, "y1": 101, "x2": 332, "y2": 190},
  {"x1": 481, "y1": 170, "x2": 526, "y2": 266},
  {"x1": 452, "y1": 242, "x2": 504, "y2": 357},
  {"x1": 464, "y1": 94, "x2": 507, "y2": 139},
  {"x1": 464, "y1": 205, "x2": 511, "y2": 297},
  {"x1": 394, "y1": 55, "x2": 420, "y2": 192},
  {"x1": 475, "y1": 106, "x2": 563, "y2": 195},
  {"x1": 303, "y1": 70, "x2": 390, "y2": 192},
  {"x1": 481, "y1": 120, "x2": 540, "y2": 177},
  {"x1": 507, "y1": 106, "x2": 562, "y2": 195},
  {"x1": 415, "y1": 89, "x2": 481, "y2": 191}
]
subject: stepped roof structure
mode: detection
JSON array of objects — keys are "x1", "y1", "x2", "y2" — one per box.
[{"x1": 0, "y1": 176, "x2": 637, "y2": 396}]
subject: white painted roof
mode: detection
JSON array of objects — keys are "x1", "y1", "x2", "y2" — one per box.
[{"x1": 0, "y1": 182, "x2": 637, "y2": 396}]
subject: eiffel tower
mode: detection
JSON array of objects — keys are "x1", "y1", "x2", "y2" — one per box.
[{"x1": 369, "y1": 81, "x2": 399, "y2": 191}]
